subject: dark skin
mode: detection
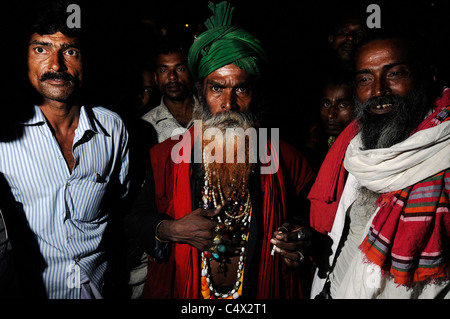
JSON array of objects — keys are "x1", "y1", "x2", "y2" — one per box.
[
  {"x1": 157, "y1": 64, "x2": 312, "y2": 286},
  {"x1": 320, "y1": 83, "x2": 354, "y2": 137},
  {"x1": 28, "y1": 31, "x2": 83, "y2": 172},
  {"x1": 355, "y1": 38, "x2": 415, "y2": 107},
  {"x1": 328, "y1": 18, "x2": 367, "y2": 63},
  {"x1": 270, "y1": 223, "x2": 312, "y2": 267},
  {"x1": 154, "y1": 52, "x2": 194, "y2": 127}
]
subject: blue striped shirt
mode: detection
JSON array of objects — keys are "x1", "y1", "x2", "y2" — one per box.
[{"x1": 0, "y1": 105, "x2": 130, "y2": 298}]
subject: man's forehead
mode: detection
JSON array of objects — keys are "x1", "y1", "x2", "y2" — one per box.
[
  {"x1": 338, "y1": 21, "x2": 364, "y2": 30},
  {"x1": 356, "y1": 39, "x2": 409, "y2": 69},
  {"x1": 206, "y1": 64, "x2": 250, "y2": 81},
  {"x1": 156, "y1": 53, "x2": 187, "y2": 66}
]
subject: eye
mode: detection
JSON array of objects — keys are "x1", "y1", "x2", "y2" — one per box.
[
  {"x1": 337, "y1": 28, "x2": 350, "y2": 36},
  {"x1": 235, "y1": 87, "x2": 248, "y2": 94},
  {"x1": 210, "y1": 85, "x2": 221, "y2": 92},
  {"x1": 321, "y1": 101, "x2": 331, "y2": 108},
  {"x1": 34, "y1": 47, "x2": 46, "y2": 54},
  {"x1": 65, "y1": 49, "x2": 79, "y2": 57},
  {"x1": 158, "y1": 67, "x2": 167, "y2": 73},
  {"x1": 356, "y1": 75, "x2": 373, "y2": 86},
  {"x1": 338, "y1": 102, "x2": 351, "y2": 109},
  {"x1": 389, "y1": 70, "x2": 403, "y2": 77},
  {"x1": 177, "y1": 66, "x2": 186, "y2": 72}
]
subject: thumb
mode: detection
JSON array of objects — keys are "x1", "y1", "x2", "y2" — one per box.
[{"x1": 201, "y1": 205, "x2": 222, "y2": 218}]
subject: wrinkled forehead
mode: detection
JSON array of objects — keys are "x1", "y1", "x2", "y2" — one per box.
[{"x1": 356, "y1": 39, "x2": 410, "y2": 70}]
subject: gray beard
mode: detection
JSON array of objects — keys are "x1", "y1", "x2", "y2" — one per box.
[{"x1": 354, "y1": 87, "x2": 431, "y2": 150}]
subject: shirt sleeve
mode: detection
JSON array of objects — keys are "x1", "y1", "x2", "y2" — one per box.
[{"x1": 118, "y1": 122, "x2": 131, "y2": 199}]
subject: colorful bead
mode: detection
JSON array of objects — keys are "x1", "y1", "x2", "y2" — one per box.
[{"x1": 217, "y1": 244, "x2": 226, "y2": 253}]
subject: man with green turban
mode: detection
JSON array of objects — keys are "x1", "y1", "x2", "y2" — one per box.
[{"x1": 127, "y1": 1, "x2": 315, "y2": 299}]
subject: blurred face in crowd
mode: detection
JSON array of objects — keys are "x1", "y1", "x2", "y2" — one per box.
[
  {"x1": 154, "y1": 52, "x2": 192, "y2": 101},
  {"x1": 28, "y1": 31, "x2": 83, "y2": 103},
  {"x1": 320, "y1": 83, "x2": 354, "y2": 137},
  {"x1": 354, "y1": 38, "x2": 430, "y2": 149},
  {"x1": 329, "y1": 18, "x2": 367, "y2": 62},
  {"x1": 137, "y1": 69, "x2": 156, "y2": 111}
]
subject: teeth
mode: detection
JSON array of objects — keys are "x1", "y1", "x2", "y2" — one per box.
[{"x1": 375, "y1": 104, "x2": 392, "y2": 109}]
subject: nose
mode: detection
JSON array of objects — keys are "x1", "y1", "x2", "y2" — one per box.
[
  {"x1": 373, "y1": 77, "x2": 391, "y2": 97},
  {"x1": 168, "y1": 68, "x2": 178, "y2": 81},
  {"x1": 345, "y1": 33, "x2": 354, "y2": 43},
  {"x1": 328, "y1": 105, "x2": 338, "y2": 119},
  {"x1": 49, "y1": 51, "x2": 67, "y2": 72},
  {"x1": 221, "y1": 90, "x2": 238, "y2": 111}
]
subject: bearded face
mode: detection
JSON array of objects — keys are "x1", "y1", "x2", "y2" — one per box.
[
  {"x1": 355, "y1": 85, "x2": 431, "y2": 150},
  {"x1": 354, "y1": 38, "x2": 433, "y2": 150},
  {"x1": 195, "y1": 65, "x2": 261, "y2": 193}
]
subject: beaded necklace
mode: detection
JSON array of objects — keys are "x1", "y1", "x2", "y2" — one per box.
[{"x1": 200, "y1": 149, "x2": 252, "y2": 299}]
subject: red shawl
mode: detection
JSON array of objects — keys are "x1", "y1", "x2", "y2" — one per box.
[{"x1": 142, "y1": 126, "x2": 315, "y2": 298}]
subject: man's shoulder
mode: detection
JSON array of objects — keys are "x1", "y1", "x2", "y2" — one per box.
[
  {"x1": 89, "y1": 106, "x2": 122, "y2": 121},
  {"x1": 87, "y1": 106, "x2": 126, "y2": 129},
  {"x1": 141, "y1": 104, "x2": 165, "y2": 125}
]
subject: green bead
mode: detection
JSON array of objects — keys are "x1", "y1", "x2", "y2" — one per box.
[{"x1": 218, "y1": 245, "x2": 226, "y2": 253}]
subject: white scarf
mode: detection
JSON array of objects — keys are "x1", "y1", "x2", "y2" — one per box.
[{"x1": 344, "y1": 121, "x2": 450, "y2": 193}]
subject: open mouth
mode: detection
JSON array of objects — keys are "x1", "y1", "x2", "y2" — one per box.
[{"x1": 370, "y1": 103, "x2": 393, "y2": 114}]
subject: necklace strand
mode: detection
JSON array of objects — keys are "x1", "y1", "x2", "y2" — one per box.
[{"x1": 200, "y1": 148, "x2": 251, "y2": 299}]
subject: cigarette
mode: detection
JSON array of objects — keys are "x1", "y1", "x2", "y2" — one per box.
[{"x1": 271, "y1": 245, "x2": 277, "y2": 256}]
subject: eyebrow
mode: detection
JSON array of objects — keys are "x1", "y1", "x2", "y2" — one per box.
[
  {"x1": 29, "y1": 40, "x2": 80, "y2": 50},
  {"x1": 156, "y1": 63, "x2": 187, "y2": 68},
  {"x1": 206, "y1": 79, "x2": 251, "y2": 88},
  {"x1": 356, "y1": 61, "x2": 408, "y2": 75},
  {"x1": 29, "y1": 40, "x2": 50, "y2": 46}
]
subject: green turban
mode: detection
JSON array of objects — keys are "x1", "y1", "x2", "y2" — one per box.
[{"x1": 188, "y1": 1, "x2": 268, "y2": 81}]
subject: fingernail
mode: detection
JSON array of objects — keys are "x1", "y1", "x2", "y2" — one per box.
[{"x1": 270, "y1": 238, "x2": 276, "y2": 244}]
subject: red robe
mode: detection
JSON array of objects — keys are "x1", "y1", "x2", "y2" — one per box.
[{"x1": 141, "y1": 126, "x2": 315, "y2": 299}]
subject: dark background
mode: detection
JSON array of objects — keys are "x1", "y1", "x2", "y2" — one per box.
[{"x1": 2, "y1": 0, "x2": 450, "y2": 149}]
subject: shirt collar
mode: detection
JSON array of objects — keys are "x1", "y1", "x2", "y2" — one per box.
[
  {"x1": 20, "y1": 105, "x2": 47, "y2": 126},
  {"x1": 77, "y1": 105, "x2": 108, "y2": 137},
  {"x1": 21, "y1": 105, "x2": 108, "y2": 137}
]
